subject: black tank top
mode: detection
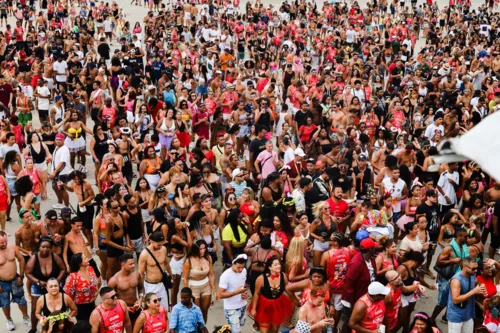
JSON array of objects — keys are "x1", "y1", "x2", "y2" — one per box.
[
  {"x1": 124, "y1": 207, "x2": 143, "y2": 239},
  {"x1": 261, "y1": 272, "x2": 285, "y2": 299},
  {"x1": 94, "y1": 134, "x2": 109, "y2": 160},
  {"x1": 30, "y1": 143, "x2": 46, "y2": 164},
  {"x1": 402, "y1": 263, "x2": 419, "y2": 296},
  {"x1": 33, "y1": 253, "x2": 61, "y2": 282},
  {"x1": 42, "y1": 292, "x2": 67, "y2": 317}
]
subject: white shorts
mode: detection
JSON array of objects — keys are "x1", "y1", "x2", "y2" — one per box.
[
  {"x1": 35, "y1": 161, "x2": 48, "y2": 172},
  {"x1": 144, "y1": 280, "x2": 169, "y2": 310},
  {"x1": 331, "y1": 294, "x2": 343, "y2": 311},
  {"x1": 313, "y1": 239, "x2": 330, "y2": 252},
  {"x1": 170, "y1": 256, "x2": 185, "y2": 276},
  {"x1": 401, "y1": 293, "x2": 416, "y2": 307},
  {"x1": 448, "y1": 319, "x2": 473, "y2": 333},
  {"x1": 43, "y1": 77, "x2": 54, "y2": 90}
]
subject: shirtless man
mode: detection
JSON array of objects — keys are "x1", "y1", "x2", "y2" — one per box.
[
  {"x1": 108, "y1": 253, "x2": 145, "y2": 326},
  {"x1": 63, "y1": 171, "x2": 95, "y2": 249},
  {"x1": 0, "y1": 231, "x2": 30, "y2": 330},
  {"x1": 63, "y1": 217, "x2": 101, "y2": 278},
  {"x1": 371, "y1": 142, "x2": 395, "y2": 174},
  {"x1": 328, "y1": 104, "x2": 345, "y2": 127},
  {"x1": 42, "y1": 58, "x2": 55, "y2": 99},
  {"x1": 396, "y1": 144, "x2": 417, "y2": 170},
  {"x1": 89, "y1": 81, "x2": 104, "y2": 122},
  {"x1": 322, "y1": 143, "x2": 342, "y2": 167},
  {"x1": 292, "y1": 287, "x2": 332, "y2": 333},
  {"x1": 138, "y1": 231, "x2": 172, "y2": 312},
  {"x1": 37, "y1": 209, "x2": 66, "y2": 255},
  {"x1": 15, "y1": 210, "x2": 38, "y2": 264}
]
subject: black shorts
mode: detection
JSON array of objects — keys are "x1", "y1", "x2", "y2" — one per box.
[
  {"x1": 38, "y1": 109, "x2": 48, "y2": 119},
  {"x1": 105, "y1": 32, "x2": 111, "y2": 38},
  {"x1": 77, "y1": 205, "x2": 95, "y2": 231},
  {"x1": 0, "y1": 12, "x2": 7, "y2": 19},
  {"x1": 491, "y1": 233, "x2": 500, "y2": 249},
  {"x1": 107, "y1": 237, "x2": 124, "y2": 258}
]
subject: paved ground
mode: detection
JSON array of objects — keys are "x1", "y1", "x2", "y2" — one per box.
[{"x1": 0, "y1": 0, "x2": 495, "y2": 331}]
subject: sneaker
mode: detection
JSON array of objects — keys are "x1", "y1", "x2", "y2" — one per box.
[
  {"x1": 6, "y1": 320, "x2": 15, "y2": 331},
  {"x1": 52, "y1": 203, "x2": 66, "y2": 209},
  {"x1": 23, "y1": 316, "x2": 31, "y2": 327}
]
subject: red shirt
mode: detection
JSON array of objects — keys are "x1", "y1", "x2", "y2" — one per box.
[
  {"x1": 342, "y1": 252, "x2": 376, "y2": 306},
  {"x1": 64, "y1": 266, "x2": 98, "y2": 305},
  {"x1": 149, "y1": 100, "x2": 164, "y2": 125},
  {"x1": 299, "y1": 124, "x2": 317, "y2": 144},
  {"x1": 0, "y1": 83, "x2": 13, "y2": 106}
]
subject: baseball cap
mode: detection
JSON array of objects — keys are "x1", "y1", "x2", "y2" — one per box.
[
  {"x1": 293, "y1": 148, "x2": 306, "y2": 157},
  {"x1": 358, "y1": 155, "x2": 368, "y2": 161},
  {"x1": 426, "y1": 189, "x2": 438, "y2": 197},
  {"x1": 232, "y1": 168, "x2": 243, "y2": 180},
  {"x1": 45, "y1": 210, "x2": 58, "y2": 220},
  {"x1": 360, "y1": 238, "x2": 379, "y2": 250},
  {"x1": 368, "y1": 282, "x2": 391, "y2": 296},
  {"x1": 150, "y1": 231, "x2": 165, "y2": 243},
  {"x1": 152, "y1": 208, "x2": 168, "y2": 223},
  {"x1": 61, "y1": 207, "x2": 72, "y2": 215}
]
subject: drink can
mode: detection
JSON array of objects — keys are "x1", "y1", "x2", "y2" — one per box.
[{"x1": 378, "y1": 324, "x2": 386, "y2": 333}]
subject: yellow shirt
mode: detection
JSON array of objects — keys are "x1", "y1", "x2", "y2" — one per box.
[{"x1": 222, "y1": 224, "x2": 248, "y2": 246}]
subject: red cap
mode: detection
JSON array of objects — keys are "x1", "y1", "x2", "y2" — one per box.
[{"x1": 360, "y1": 238, "x2": 379, "y2": 250}]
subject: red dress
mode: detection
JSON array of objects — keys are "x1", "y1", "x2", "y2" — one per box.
[{"x1": 250, "y1": 272, "x2": 295, "y2": 326}]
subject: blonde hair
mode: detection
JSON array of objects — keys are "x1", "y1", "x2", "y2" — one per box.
[
  {"x1": 285, "y1": 235, "x2": 305, "y2": 273},
  {"x1": 312, "y1": 201, "x2": 328, "y2": 219},
  {"x1": 168, "y1": 166, "x2": 181, "y2": 178},
  {"x1": 242, "y1": 187, "x2": 254, "y2": 201}
]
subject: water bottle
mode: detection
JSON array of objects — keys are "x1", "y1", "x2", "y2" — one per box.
[{"x1": 327, "y1": 325, "x2": 333, "y2": 333}]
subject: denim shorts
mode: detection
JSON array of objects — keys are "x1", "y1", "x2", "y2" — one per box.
[
  {"x1": 437, "y1": 275, "x2": 450, "y2": 307},
  {"x1": 31, "y1": 282, "x2": 44, "y2": 297},
  {"x1": 130, "y1": 237, "x2": 145, "y2": 254},
  {"x1": 0, "y1": 276, "x2": 28, "y2": 308},
  {"x1": 224, "y1": 305, "x2": 246, "y2": 333}
]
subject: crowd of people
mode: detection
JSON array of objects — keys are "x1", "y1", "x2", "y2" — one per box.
[{"x1": 2, "y1": 0, "x2": 500, "y2": 332}]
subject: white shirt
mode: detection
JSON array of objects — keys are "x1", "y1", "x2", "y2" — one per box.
[
  {"x1": 424, "y1": 123, "x2": 444, "y2": 139},
  {"x1": 53, "y1": 60, "x2": 68, "y2": 82},
  {"x1": 37, "y1": 86, "x2": 51, "y2": 110},
  {"x1": 382, "y1": 178, "x2": 406, "y2": 213},
  {"x1": 0, "y1": 143, "x2": 21, "y2": 159},
  {"x1": 291, "y1": 188, "x2": 306, "y2": 212},
  {"x1": 437, "y1": 170, "x2": 459, "y2": 206},
  {"x1": 52, "y1": 145, "x2": 73, "y2": 176},
  {"x1": 283, "y1": 147, "x2": 294, "y2": 165},
  {"x1": 219, "y1": 267, "x2": 247, "y2": 310},
  {"x1": 346, "y1": 29, "x2": 356, "y2": 43}
]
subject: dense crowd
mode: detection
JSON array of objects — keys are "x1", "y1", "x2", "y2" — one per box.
[{"x1": 2, "y1": 0, "x2": 500, "y2": 332}]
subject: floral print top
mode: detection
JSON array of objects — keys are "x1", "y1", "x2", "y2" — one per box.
[{"x1": 64, "y1": 266, "x2": 98, "y2": 305}]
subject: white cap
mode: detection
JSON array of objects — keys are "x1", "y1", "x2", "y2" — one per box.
[
  {"x1": 232, "y1": 168, "x2": 242, "y2": 180},
  {"x1": 368, "y1": 282, "x2": 391, "y2": 296},
  {"x1": 232, "y1": 253, "x2": 248, "y2": 264},
  {"x1": 294, "y1": 147, "x2": 306, "y2": 157}
]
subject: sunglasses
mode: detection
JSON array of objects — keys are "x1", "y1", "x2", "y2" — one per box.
[
  {"x1": 111, "y1": 206, "x2": 120, "y2": 209},
  {"x1": 152, "y1": 298, "x2": 162, "y2": 303},
  {"x1": 108, "y1": 294, "x2": 118, "y2": 300}
]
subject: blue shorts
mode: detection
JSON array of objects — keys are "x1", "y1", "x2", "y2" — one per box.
[
  {"x1": 31, "y1": 282, "x2": 43, "y2": 297},
  {"x1": 224, "y1": 305, "x2": 246, "y2": 333},
  {"x1": 437, "y1": 275, "x2": 450, "y2": 307},
  {"x1": 0, "y1": 277, "x2": 28, "y2": 308}
]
